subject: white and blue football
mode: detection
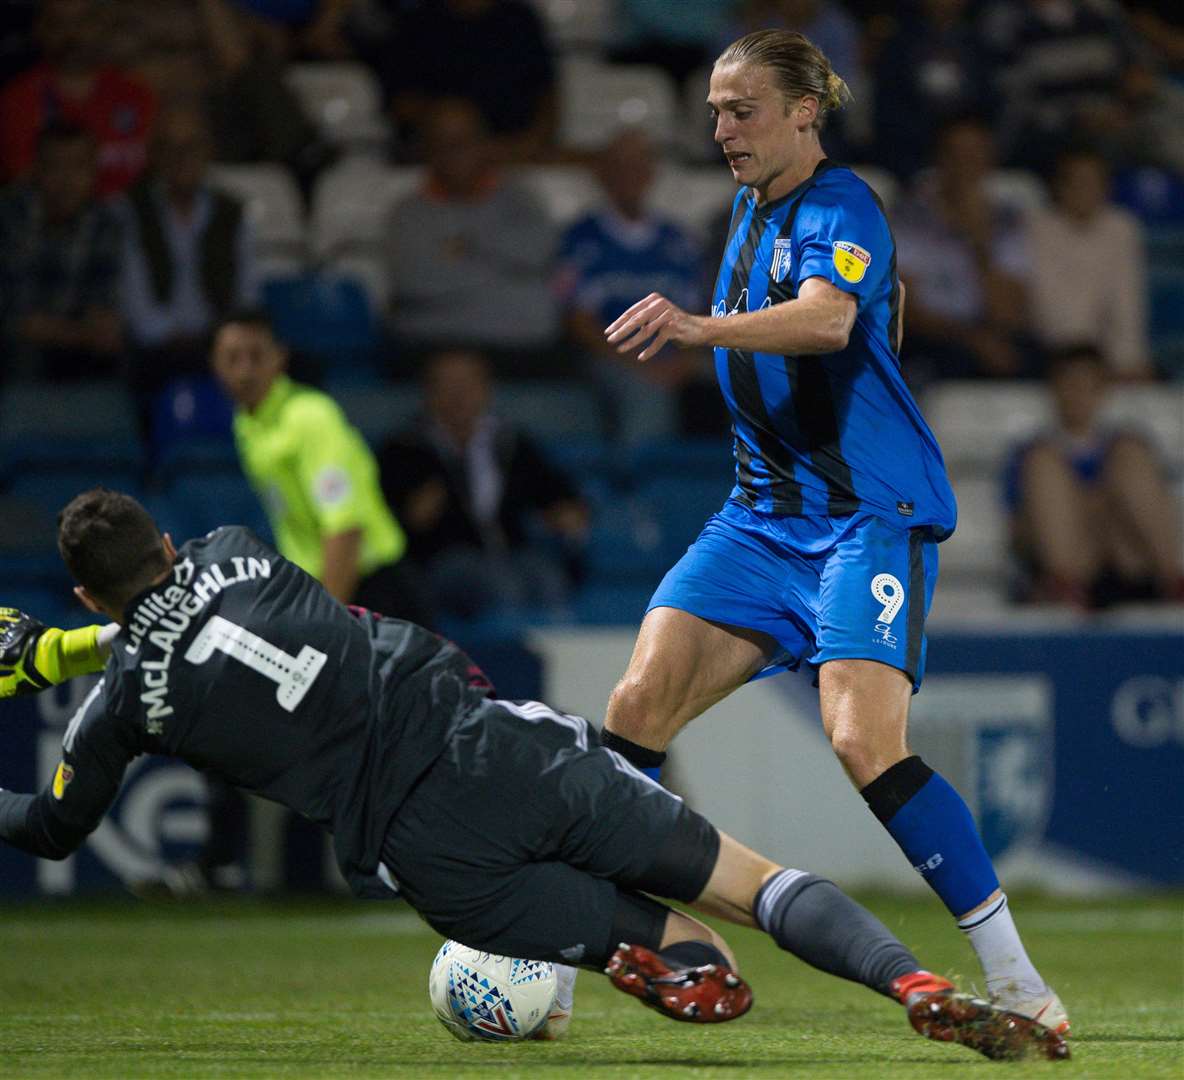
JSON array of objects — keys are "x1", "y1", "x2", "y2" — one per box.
[{"x1": 429, "y1": 940, "x2": 557, "y2": 1042}]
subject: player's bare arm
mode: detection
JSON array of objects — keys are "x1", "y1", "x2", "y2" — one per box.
[
  {"x1": 321, "y1": 527, "x2": 364, "y2": 604},
  {"x1": 606, "y1": 277, "x2": 856, "y2": 362}
]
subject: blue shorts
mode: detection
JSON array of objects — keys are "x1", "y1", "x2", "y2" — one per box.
[{"x1": 647, "y1": 499, "x2": 940, "y2": 690}]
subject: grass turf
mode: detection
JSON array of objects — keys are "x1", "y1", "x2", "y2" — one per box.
[{"x1": 0, "y1": 893, "x2": 1180, "y2": 1079}]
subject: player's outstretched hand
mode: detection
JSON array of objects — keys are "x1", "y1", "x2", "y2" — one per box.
[
  {"x1": 605, "y1": 293, "x2": 708, "y2": 362},
  {"x1": 0, "y1": 610, "x2": 106, "y2": 698}
]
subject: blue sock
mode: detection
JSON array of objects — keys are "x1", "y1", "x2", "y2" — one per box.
[
  {"x1": 860, "y1": 756, "x2": 999, "y2": 917},
  {"x1": 600, "y1": 729, "x2": 666, "y2": 782}
]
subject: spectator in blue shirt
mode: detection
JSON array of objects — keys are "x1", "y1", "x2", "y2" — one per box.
[
  {"x1": 1004, "y1": 344, "x2": 1183, "y2": 608},
  {"x1": 556, "y1": 127, "x2": 709, "y2": 442}
]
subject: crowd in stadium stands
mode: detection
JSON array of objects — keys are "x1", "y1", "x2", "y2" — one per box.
[{"x1": 0, "y1": 0, "x2": 1181, "y2": 626}]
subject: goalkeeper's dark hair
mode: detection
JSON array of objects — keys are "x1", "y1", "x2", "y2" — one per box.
[
  {"x1": 716, "y1": 30, "x2": 850, "y2": 129},
  {"x1": 58, "y1": 488, "x2": 170, "y2": 610}
]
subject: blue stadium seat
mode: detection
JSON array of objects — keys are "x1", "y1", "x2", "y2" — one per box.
[
  {"x1": 630, "y1": 438, "x2": 735, "y2": 488},
  {"x1": 0, "y1": 582, "x2": 77, "y2": 628},
  {"x1": 151, "y1": 377, "x2": 234, "y2": 449},
  {"x1": 333, "y1": 383, "x2": 421, "y2": 447},
  {"x1": 0, "y1": 492, "x2": 65, "y2": 587},
  {"x1": 155, "y1": 436, "x2": 241, "y2": 479},
  {"x1": 263, "y1": 273, "x2": 378, "y2": 371},
  {"x1": 639, "y1": 474, "x2": 730, "y2": 565},
  {"x1": 138, "y1": 491, "x2": 195, "y2": 544},
  {"x1": 583, "y1": 497, "x2": 667, "y2": 586},
  {"x1": 538, "y1": 437, "x2": 615, "y2": 504},
  {"x1": 1, "y1": 436, "x2": 142, "y2": 478},
  {"x1": 0, "y1": 380, "x2": 142, "y2": 478},
  {"x1": 4, "y1": 465, "x2": 142, "y2": 517},
  {"x1": 1150, "y1": 267, "x2": 1184, "y2": 338},
  {"x1": 1114, "y1": 166, "x2": 1184, "y2": 225},
  {"x1": 572, "y1": 583, "x2": 652, "y2": 625},
  {"x1": 164, "y1": 472, "x2": 272, "y2": 544},
  {"x1": 496, "y1": 380, "x2": 605, "y2": 440},
  {"x1": 0, "y1": 380, "x2": 138, "y2": 441}
]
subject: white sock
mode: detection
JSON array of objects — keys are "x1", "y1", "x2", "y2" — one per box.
[
  {"x1": 957, "y1": 893, "x2": 1046, "y2": 1001},
  {"x1": 553, "y1": 963, "x2": 578, "y2": 1012}
]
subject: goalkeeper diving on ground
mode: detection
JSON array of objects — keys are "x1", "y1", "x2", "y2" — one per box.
[{"x1": 0, "y1": 488, "x2": 1067, "y2": 1061}]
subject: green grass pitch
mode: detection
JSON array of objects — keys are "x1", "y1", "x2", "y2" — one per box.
[{"x1": 1, "y1": 892, "x2": 1180, "y2": 1079}]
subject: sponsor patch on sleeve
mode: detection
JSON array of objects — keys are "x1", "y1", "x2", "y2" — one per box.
[
  {"x1": 313, "y1": 465, "x2": 352, "y2": 508},
  {"x1": 52, "y1": 760, "x2": 74, "y2": 800},
  {"x1": 832, "y1": 240, "x2": 871, "y2": 284}
]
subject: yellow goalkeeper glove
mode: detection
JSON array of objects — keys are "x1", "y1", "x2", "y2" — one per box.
[{"x1": 0, "y1": 609, "x2": 106, "y2": 698}]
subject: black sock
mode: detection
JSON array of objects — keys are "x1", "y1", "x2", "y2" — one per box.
[
  {"x1": 755, "y1": 869, "x2": 919, "y2": 997},
  {"x1": 601, "y1": 729, "x2": 667, "y2": 771},
  {"x1": 658, "y1": 940, "x2": 728, "y2": 970}
]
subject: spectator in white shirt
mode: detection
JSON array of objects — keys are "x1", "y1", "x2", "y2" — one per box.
[
  {"x1": 1026, "y1": 146, "x2": 1152, "y2": 379},
  {"x1": 117, "y1": 104, "x2": 258, "y2": 430}
]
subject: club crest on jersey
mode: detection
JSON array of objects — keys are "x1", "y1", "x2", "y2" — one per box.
[
  {"x1": 770, "y1": 237, "x2": 793, "y2": 283},
  {"x1": 832, "y1": 240, "x2": 871, "y2": 284}
]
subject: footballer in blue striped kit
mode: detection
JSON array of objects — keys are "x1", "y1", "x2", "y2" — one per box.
[{"x1": 603, "y1": 27, "x2": 1069, "y2": 1037}]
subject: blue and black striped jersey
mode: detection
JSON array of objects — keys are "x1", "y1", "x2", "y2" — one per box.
[{"x1": 712, "y1": 160, "x2": 957, "y2": 538}]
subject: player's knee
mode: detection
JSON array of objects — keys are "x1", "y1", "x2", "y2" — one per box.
[
  {"x1": 827, "y1": 722, "x2": 891, "y2": 785},
  {"x1": 606, "y1": 673, "x2": 677, "y2": 742}
]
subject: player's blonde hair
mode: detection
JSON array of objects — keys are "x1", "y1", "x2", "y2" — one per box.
[{"x1": 716, "y1": 29, "x2": 851, "y2": 129}]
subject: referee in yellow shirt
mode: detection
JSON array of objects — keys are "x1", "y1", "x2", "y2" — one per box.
[{"x1": 210, "y1": 309, "x2": 431, "y2": 624}]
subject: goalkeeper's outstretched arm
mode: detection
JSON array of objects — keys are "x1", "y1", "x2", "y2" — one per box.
[
  {"x1": 0, "y1": 653, "x2": 132, "y2": 859},
  {"x1": 0, "y1": 609, "x2": 119, "y2": 699}
]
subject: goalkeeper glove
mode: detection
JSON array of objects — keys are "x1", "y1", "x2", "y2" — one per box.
[{"x1": 0, "y1": 609, "x2": 106, "y2": 698}]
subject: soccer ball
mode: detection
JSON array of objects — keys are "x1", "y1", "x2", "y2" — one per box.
[{"x1": 429, "y1": 939, "x2": 557, "y2": 1042}]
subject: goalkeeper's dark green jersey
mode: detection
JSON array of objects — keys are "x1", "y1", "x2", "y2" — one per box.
[{"x1": 0, "y1": 526, "x2": 492, "y2": 894}]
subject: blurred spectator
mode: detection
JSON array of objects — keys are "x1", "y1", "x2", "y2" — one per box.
[
  {"x1": 872, "y1": 0, "x2": 991, "y2": 179},
  {"x1": 378, "y1": 0, "x2": 557, "y2": 163},
  {"x1": 610, "y1": 0, "x2": 735, "y2": 87},
  {"x1": 1004, "y1": 344, "x2": 1183, "y2": 608},
  {"x1": 384, "y1": 99, "x2": 560, "y2": 367},
  {"x1": 223, "y1": 0, "x2": 356, "y2": 60},
  {"x1": 893, "y1": 115, "x2": 1031, "y2": 381},
  {"x1": 210, "y1": 308, "x2": 431, "y2": 622},
  {"x1": 1105, "y1": 61, "x2": 1184, "y2": 176},
  {"x1": 979, "y1": 0, "x2": 1144, "y2": 170},
  {"x1": 556, "y1": 127, "x2": 708, "y2": 443},
  {"x1": 197, "y1": 0, "x2": 336, "y2": 193},
  {"x1": 1128, "y1": 3, "x2": 1184, "y2": 70},
  {"x1": 118, "y1": 105, "x2": 259, "y2": 418},
  {"x1": 378, "y1": 349, "x2": 589, "y2": 620},
  {"x1": 725, "y1": 1, "x2": 865, "y2": 155},
  {"x1": 1027, "y1": 146, "x2": 1151, "y2": 380},
  {"x1": 0, "y1": 122, "x2": 123, "y2": 380},
  {"x1": 0, "y1": 0, "x2": 157, "y2": 197}
]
